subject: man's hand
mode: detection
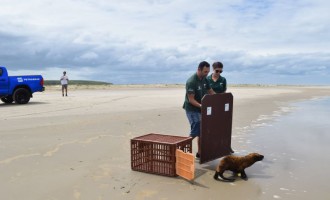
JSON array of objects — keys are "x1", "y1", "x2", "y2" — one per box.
[{"x1": 208, "y1": 88, "x2": 216, "y2": 95}]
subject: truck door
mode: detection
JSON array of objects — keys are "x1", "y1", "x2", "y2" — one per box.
[{"x1": 0, "y1": 68, "x2": 9, "y2": 95}]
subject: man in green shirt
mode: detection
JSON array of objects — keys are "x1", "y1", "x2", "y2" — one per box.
[{"x1": 183, "y1": 61, "x2": 215, "y2": 158}]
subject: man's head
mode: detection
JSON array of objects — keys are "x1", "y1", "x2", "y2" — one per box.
[
  {"x1": 197, "y1": 61, "x2": 210, "y2": 79},
  {"x1": 63, "y1": 71, "x2": 66, "y2": 75}
]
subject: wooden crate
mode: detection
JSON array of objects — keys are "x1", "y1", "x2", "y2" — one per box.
[{"x1": 131, "y1": 133, "x2": 192, "y2": 177}]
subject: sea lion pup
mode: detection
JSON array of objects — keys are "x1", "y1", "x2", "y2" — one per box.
[{"x1": 214, "y1": 153, "x2": 264, "y2": 182}]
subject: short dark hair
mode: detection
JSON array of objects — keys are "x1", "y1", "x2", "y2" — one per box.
[
  {"x1": 198, "y1": 61, "x2": 210, "y2": 70},
  {"x1": 212, "y1": 62, "x2": 223, "y2": 69}
]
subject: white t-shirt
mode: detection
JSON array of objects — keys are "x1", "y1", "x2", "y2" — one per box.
[{"x1": 61, "y1": 75, "x2": 69, "y2": 85}]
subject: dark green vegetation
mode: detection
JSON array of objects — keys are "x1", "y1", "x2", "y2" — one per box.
[{"x1": 44, "y1": 80, "x2": 112, "y2": 85}]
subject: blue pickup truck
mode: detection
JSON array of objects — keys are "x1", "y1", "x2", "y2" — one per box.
[{"x1": 0, "y1": 66, "x2": 45, "y2": 104}]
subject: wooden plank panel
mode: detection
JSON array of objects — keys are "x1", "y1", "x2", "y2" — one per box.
[{"x1": 175, "y1": 149, "x2": 195, "y2": 180}]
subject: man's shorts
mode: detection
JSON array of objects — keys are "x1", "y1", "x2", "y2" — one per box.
[
  {"x1": 185, "y1": 111, "x2": 201, "y2": 137},
  {"x1": 62, "y1": 84, "x2": 68, "y2": 89}
]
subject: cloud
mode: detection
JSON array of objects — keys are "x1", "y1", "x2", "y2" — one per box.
[{"x1": 1, "y1": 0, "x2": 330, "y2": 84}]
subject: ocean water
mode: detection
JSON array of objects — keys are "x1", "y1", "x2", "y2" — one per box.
[{"x1": 245, "y1": 97, "x2": 330, "y2": 200}]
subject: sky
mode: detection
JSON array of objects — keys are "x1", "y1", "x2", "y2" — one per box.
[{"x1": 1, "y1": 0, "x2": 330, "y2": 85}]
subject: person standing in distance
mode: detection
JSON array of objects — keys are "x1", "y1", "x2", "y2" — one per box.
[
  {"x1": 183, "y1": 61, "x2": 215, "y2": 158},
  {"x1": 60, "y1": 71, "x2": 69, "y2": 97},
  {"x1": 207, "y1": 61, "x2": 235, "y2": 153}
]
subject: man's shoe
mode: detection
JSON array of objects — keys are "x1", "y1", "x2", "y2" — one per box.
[
  {"x1": 196, "y1": 153, "x2": 200, "y2": 158},
  {"x1": 230, "y1": 147, "x2": 235, "y2": 154}
]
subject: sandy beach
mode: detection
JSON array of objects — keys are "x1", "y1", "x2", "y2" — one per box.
[{"x1": 1, "y1": 85, "x2": 329, "y2": 200}]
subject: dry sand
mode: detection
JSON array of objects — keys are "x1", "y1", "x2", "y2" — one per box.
[{"x1": 0, "y1": 85, "x2": 329, "y2": 200}]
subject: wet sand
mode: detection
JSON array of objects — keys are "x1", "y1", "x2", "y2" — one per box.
[{"x1": 0, "y1": 85, "x2": 329, "y2": 200}]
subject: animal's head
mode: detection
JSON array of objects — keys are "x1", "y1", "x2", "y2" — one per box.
[{"x1": 250, "y1": 153, "x2": 264, "y2": 162}]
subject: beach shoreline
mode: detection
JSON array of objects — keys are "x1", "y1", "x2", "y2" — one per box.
[
  {"x1": 1, "y1": 85, "x2": 329, "y2": 199},
  {"x1": 44, "y1": 83, "x2": 330, "y2": 90}
]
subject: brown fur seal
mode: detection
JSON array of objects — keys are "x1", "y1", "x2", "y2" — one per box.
[{"x1": 214, "y1": 153, "x2": 264, "y2": 181}]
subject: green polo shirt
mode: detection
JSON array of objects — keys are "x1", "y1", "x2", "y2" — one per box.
[
  {"x1": 183, "y1": 73, "x2": 211, "y2": 112},
  {"x1": 207, "y1": 74, "x2": 227, "y2": 93}
]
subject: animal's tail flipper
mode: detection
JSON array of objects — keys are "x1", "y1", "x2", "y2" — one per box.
[
  {"x1": 213, "y1": 171, "x2": 220, "y2": 180},
  {"x1": 220, "y1": 173, "x2": 235, "y2": 182},
  {"x1": 214, "y1": 171, "x2": 235, "y2": 182}
]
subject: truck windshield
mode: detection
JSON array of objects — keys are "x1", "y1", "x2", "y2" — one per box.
[{"x1": 0, "y1": 68, "x2": 2, "y2": 76}]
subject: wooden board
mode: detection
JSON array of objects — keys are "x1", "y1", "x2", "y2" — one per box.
[
  {"x1": 200, "y1": 93, "x2": 233, "y2": 164},
  {"x1": 175, "y1": 149, "x2": 195, "y2": 180}
]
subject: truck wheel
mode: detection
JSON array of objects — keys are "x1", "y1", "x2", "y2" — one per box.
[
  {"x1": 14, "y1": 88, "x2": 31, "y2": 104},
  {"x1": 1, "y1": 96, "x2": 14, "y2": 104}
]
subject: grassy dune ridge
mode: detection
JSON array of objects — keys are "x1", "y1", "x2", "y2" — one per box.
[{"x1": 44, "y1": 80, "x2": 112, "y2": 85}]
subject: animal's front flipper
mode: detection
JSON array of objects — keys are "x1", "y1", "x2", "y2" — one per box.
[{"x1": 240, "y1": 170, "x2": 248, "y2": 180}]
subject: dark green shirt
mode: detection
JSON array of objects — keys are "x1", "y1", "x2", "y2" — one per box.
[
  {"x1": 207, "y1": 74, "x2": 227, "y2": 93},
  {"x1": 183, "y1": 73, "x2": 211, "y2": 112}
]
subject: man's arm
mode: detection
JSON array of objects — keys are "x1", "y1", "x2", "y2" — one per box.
[
  {"x1": 188, "y1": 93, "x2": 202, "y2": 108},
  {"x1": 205, "y1": 79, "x2": 215, "y2": 95},
  {"x1": 208, "y1": 88, "x2": 216, "y2": 95},
  {"x1": 224, "y1": 78, "x2": 227, "y2": 92}
]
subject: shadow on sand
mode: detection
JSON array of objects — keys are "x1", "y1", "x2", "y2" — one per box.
[{"x1": 0, "y1": 101, "x2": 49, "y2": 107}]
